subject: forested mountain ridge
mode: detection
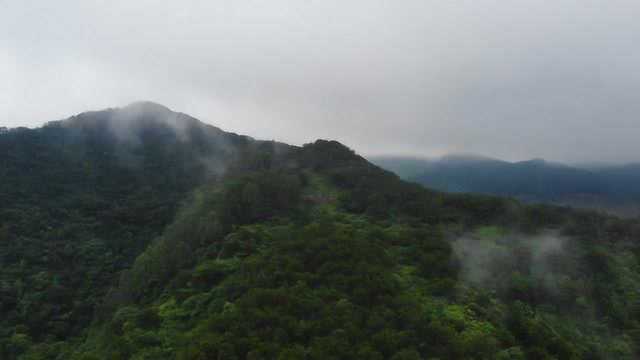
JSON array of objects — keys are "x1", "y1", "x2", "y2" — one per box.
[
  {"x1": 3, "y1": 104, "x2": 640, "y2": 359},
  {"x1": 370, "y1": 155, "x2": 640, "y2": 217},
  {"x1": 0, "y1": 102, "x2": 289, "y2": 354}
]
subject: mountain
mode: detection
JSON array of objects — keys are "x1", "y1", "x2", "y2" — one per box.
[
  {"x1": 3, "y1": 104, "x2": 640, "y2": 359},
  {"x1": 0, "y1": 102, "x2": 288, "y2": 348},
  {"x1": 594, "y1": 164, "x2": 640, "y2": 198},
  {"x1": 370, "y1": 154, "x2": 640, "y2": 217}
]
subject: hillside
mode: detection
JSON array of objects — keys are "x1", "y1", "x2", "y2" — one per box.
[
  {"x1": 0, "y1": 102, "x2": 289, "y2": 354},
  {"x1": 2, "y1": 105, "x2": 640, "y2": 359},
  {"x1": 370, "y1": 155, "x2": 640, "y2": 217}
]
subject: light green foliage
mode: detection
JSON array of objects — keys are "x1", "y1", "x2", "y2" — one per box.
[{"x1": 474, "y1": 225, "x2": 506, "y2": 240}]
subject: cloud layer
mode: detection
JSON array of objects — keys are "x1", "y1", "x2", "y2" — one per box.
[{"x1": 2, "y1": 0, "x2": 640, "y2": 163}]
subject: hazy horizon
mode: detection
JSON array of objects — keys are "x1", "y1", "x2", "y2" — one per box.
[{"x1": 3, "y1": 1, "x2": 640, "y2": 163}]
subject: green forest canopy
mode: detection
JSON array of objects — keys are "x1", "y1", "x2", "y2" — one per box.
[{"x1": 2, "y1": 106, "x2": 640, "y2": 359}]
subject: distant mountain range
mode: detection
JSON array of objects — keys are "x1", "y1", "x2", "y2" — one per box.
[{"x1": 370, "y1": 154, "x2": 640, "y2": 217}]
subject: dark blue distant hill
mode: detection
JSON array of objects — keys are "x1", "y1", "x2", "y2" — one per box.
[{"x1": 370, "y1": 154, "x2": 640, "y2": 217}]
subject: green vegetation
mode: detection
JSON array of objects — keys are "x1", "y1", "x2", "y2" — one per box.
[
  {"x1": 3, "y1": 107, "x2": 640, "y2": 359},
  {"x1": 0, "y1": 104, "x2": 288, "y2": 358}
]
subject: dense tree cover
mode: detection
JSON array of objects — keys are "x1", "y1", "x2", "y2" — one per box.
[
  {"x1": 3, "y1": 107, "x2": 640, "y2": 359},
  {"x1": 0, "y1": 103, "x2": 290, "y2": 357},
  {"x1": 61, "y1": 159, "x2": 640, "y2": 359}
]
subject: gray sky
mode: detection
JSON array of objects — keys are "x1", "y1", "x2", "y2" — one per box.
[{"x1": 2, "y1": 0, "x2": 640, "y2": 163}]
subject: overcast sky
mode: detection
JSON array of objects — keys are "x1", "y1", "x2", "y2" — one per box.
[{"x1": 2, "y1": 1, "x2": 639, "y2": 163}]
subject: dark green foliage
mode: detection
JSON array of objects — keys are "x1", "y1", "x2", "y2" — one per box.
[
  {"x1": 0, "y1": 103, "x2": 292, "y2": 358},
  {"x1": 70, "y1": 162, "x2": 640, "y2": 359},
  {"x1": 4, "y1": 109, "x2": 640, "y2": 359},
  {"x1": 218, "y1": 172, "x2": 303, "y2": 229},
  {"x1": 101, "y1": 170, "x2": 303, "y2": 313}
]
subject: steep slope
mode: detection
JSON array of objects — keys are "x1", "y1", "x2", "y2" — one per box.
[{"x1": 0, "y1": 102, "x2": 291, "y2": 355}]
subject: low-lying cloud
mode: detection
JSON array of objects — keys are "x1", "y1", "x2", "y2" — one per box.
[
  {"x1": 453, "y1": 231, "x2": 570, "y2": 295},
  {"x1": 2, "y1": 1, "x2": 640, "y2": 163}
]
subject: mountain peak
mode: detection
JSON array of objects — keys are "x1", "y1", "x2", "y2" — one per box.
[{"x1": 121, "y1": 101, "x2": 173, "y2": 113}]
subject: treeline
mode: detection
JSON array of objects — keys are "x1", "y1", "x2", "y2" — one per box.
[{"x1": 3, "y1": 110, "x2": 640, "y2": 359}]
